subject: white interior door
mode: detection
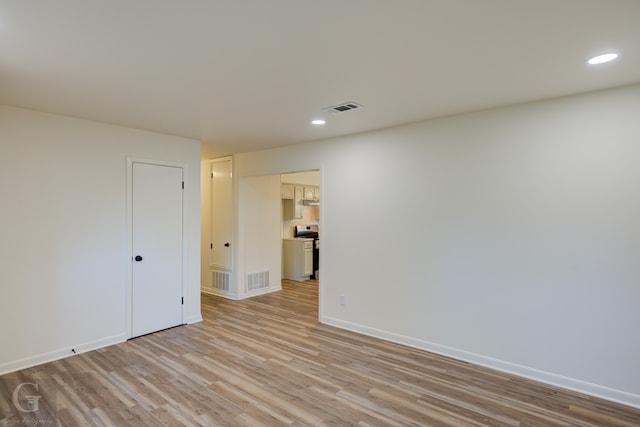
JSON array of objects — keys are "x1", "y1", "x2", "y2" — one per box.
[
  {"x1": 132, "y1": 162, "x2": 183, "y2": 337},
  {"x1": 211, "y1": 159, "x2": 232, "y2": 269}
]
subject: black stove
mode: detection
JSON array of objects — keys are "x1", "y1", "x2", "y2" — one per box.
[{"x1": 294, "y1": 224, "x2": 319, "y2": 239}]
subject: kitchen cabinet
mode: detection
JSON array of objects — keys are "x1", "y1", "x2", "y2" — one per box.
[
  {"x1": 283, "y1": 238, "x2": 313, "y2": 281},
  {"x1": 294, "y1": 186, "x2": 303, "y2": 218},
  {"x1": 301, "y1": 186, "x2": 320, "y2": 202},
  {"x1": 282, "y1": 182, "x2": 320, "y2": 220},
  {"x1": 303, "y1": 187, "x2": 315, "y2": 200},
  {"x1": 282, "y1": 184, "x2": 303, "y2": 220},
  {"x1": 281, "y1": 183, "x2": 294, "y2": 200}
]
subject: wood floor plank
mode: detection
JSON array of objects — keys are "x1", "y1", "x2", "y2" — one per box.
[{"x1": 1, "y1": 278, "x2": 639, "y2": 426}]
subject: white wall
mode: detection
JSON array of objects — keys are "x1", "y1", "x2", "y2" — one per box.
[
  {"x1": 237, "y1": 175, "x2": 283, "y2": 298},
  {"x1": 281, "y1": 171, "x2": 320, "y2": 187},
  {"x1": 233, "y1": 84, "x2": 640, "y2": 407},
  {"x1": 0, "y1": 105, "x2": 201, "y2": 374}
]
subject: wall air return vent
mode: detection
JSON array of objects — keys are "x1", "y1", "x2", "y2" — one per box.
[
  {"x1": 323, "y1": 102, "x2": 363, "y2": 114},
  {"x1": 212, "y1": 270, "x2": 230, "y2": 291},
  {"x1": 247, "y1": 270, "x2": 270, "y2": 292}
]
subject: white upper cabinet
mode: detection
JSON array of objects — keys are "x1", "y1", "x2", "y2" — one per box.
[
  {"x1": 294, "y1": 186, "x2": 304, "y2": 218},
  {"x1": 303, "y1": 187, "x2": 315, "y2": 200},
  {"x1": 281, "y1": 183, "x2": 294, "y2": 200}
]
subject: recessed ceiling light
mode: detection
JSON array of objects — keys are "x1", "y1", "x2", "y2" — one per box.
[
  {"x1": 311, "y1": 119, "x2": 326, "y2": 125},
  {"x1": 587, "y1": 53, "x2": 618, "y2": 65}
]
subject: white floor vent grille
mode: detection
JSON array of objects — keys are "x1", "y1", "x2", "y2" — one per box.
[
  {"x1": 212, "y1": 270, "x2": 230, "y2": 291},
  {"x1": 247, "y1": 271, "x2": 269, "y2": 292}
]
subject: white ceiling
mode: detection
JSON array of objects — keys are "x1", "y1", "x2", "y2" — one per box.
[{"x1": 1, "y1": 1, "x2": 639, "y2": 156}]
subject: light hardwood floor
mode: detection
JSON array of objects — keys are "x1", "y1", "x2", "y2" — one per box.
[{"x1": 1, "y1": 279, "x2": 639, "y2": 426}]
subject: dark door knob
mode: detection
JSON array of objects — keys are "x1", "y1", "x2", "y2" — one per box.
[
  {"x1": 224, "y1": 242, "x2": 230, "y2": 247},
  {"x1": 134, "y1": 255, "x2": 143, "y2": 262}
]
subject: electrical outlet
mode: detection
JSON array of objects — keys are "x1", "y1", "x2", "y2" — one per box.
[{"x1": 339, "y1": 295, "x2": 345, "y2": 306}]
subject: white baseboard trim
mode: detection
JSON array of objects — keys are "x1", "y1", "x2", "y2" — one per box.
[
  {"x1": 242, "y1": 285, "x2": 283, "y2": 299},
  {"x1": 201, "y1": 286, "x2": 282, "y2": 300},
  {"x1": 186, "y1": 314, "x2": 203, "y2": 324},
  {"x1": 201, "y1": 289, "x2": 238, "y2": 300},
  {"x1": 0, "y1": 333, "x2": 127, "y2": 376},
  {"x1": 321, "y1": 316, "x2": 640, "y2": 410}
]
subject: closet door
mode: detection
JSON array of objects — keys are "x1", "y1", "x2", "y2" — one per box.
[{"x1": 131, "y1": 162, "x2": 183, "y2": 337}]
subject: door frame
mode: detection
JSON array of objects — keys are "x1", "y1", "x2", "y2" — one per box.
[
  {"x1": 126, "y1": 157, "x2": 188, "y2": 339},
  {"x1": 210, "y1": 156, "x2": 234, "y2": 272}
]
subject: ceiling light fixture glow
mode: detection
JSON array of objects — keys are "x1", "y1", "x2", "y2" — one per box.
[
  {"x1": 587, "y1": 53, "x2": 618, "y2": 65},
  {"x1": 311, "y1": 119, "x2": 326, "y2": 125}
]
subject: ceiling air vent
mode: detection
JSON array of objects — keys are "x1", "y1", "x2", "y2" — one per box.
[{"x1": 323, "y1": 102, "x2": 363, "y2": 114}]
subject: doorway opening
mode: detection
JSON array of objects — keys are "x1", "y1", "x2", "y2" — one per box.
[
  {"x1": 280, "y1": 171, "x2": 320, "y2": 283},
  {"x1": 201, "y1": 162, "x2": 323, "y2": 319}
]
